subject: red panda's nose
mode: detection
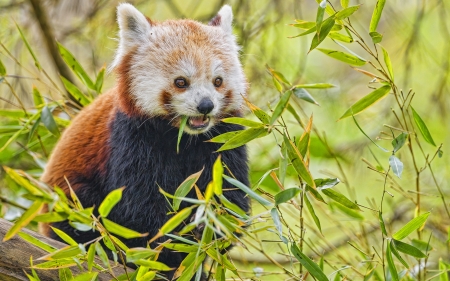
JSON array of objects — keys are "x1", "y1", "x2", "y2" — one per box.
[{"x1": 197, "y1": 98, "x2": 214, "y2": 114}]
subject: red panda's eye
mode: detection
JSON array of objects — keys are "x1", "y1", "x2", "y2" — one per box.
[
  {"x1": 174, "y1": 77, "x2": 189, "y2": 88},
  {"x1": 214, "y1": 77, "x2": 223, "y2": 87}
]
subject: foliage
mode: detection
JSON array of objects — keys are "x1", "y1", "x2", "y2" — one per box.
[{"x1": 0, "y1": 1, "x2": 449, "y2": 281}]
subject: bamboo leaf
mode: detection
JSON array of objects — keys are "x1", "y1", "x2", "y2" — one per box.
[
  {"x1": 217, "y1": 127, "x2": 268, "y2": 151},
  {"x1": 293, "y1": 87, "x2": 319, "y2": 105},
  {"x1": 270, "y1": 90, "x2": 292, "y2": 125},
  {"x1": 393, "y1": 212, "x2": 430, "y2": 240},
  {"x1": 221, "y1": 117, "x2": 263, "y2": 128},
  {"x1": 244, "y1": 98, "x2": 270, "y2": 124},
  {"x1": 32, "y1": 259, "x2": 77, "y2": 269},
  {"x1": 57, "y1": 42, "x2": 95, "y2": 90},
  {"x1": 208, "y1": 131, "x2": 242, "y2": 143},
  {"x1": 386, "y1": 242, "x2": 400, "y2": 281},
  {"x1": 150, "y1": 207, "x2": 193, "y2": 243},
  {"x1": 173, "y1": 169, "x2": 203, "y2": 211},
  {"x1": 291, "y1": 244, "x2": 328, "y2": 281},
  {"x1": 87, "y1": 243, "x2": 95, "y2": 271},
  {"x1": 317, "y1": 48, "x2": 366, "y2": 66},
  {"x1": 61, "y1": 76, "x2": 91, "y2": 106},
  {"x1": 331, "y1": 202, "x2": 364, "y2": 220},
  {"x1": 223, "y1": 175, "x2": 272, "y2": 206},
  {"x1": 32, "y1": 86, "x2": 45, "y2": 107},
  {"x1": 98, "y1": 186, "x2": 124, "y2": 217},
  {"x1": 270, "y1": 208, "x2": 283, "y2": 236},
  {"x1": 382, "y1": 47, "x2": 394, "y2": 80},
  {"x1": 351, "y1": 114, "x2": 390, "y2": 152},
  {"x1": 284, "y1": 136, "x2": 315, "y2": 187},
  {"x1": 0, "y1": 58, "x2": 6, "y2": 76},
  {"x1": 102, "y1": 218, "x2": 147, "y2": 239},
  {"x1": 389, "y1": 155, "x2": 403, "y2": 178},
  {"x1": 310, "y1": 17, "x2": 335, "y2": 51},
  {"x1": 411, "y1": 107, "x2": 436, "y2": 146},
  {"x1": 72, "y1": 272, "x2": 98, "y2": 281},
  {"x1": 389, "y1": 240, "x2": 409, "y2": 268},
  {"x1": 95, "y1": 66, "x2": 105, "y2": 93},
  {"x1": 18, "y1": 231, "x2": 57, "y2": 253},
  {"x1": 275, "y1": 188, "x2": 301, "y2": 205},
  {"x1": 305, "y1": 194, "x2": 322, "y2": 232},
  {"x1": 328, "y1": 32, "x2": 354, "y2": 43},
  {"x1": 292, "y1": 83, "x2": 335, "y2": 89},
  {"x1": 439, "y1": 259, "x2": 449, "y2": 281},
  {"x1": 134, "y1": 260, "x2": 173, "y2": 271},
  {"x1": 340, "y1": 85, "x2": 391, "y2": 119},
  {"x1": 314, "y1": 178, "x2": 340, "y2": 190},
  {"x1": 321, "y1": 188, "x2": 361, "y2": 210},
  {"x1": 50, "y1": 227, "x2": 78, "y2": 246},
  {"x1": 379, "y1": 212, "x2": 388, "y2": 236},
  {"x1": 213, "y1": 156, "x2": 223, "y2": 196},
  {"x1": 392, "y1": 239, "x2": 427, "y2": 258},
  {"x1": 15, "y1": 23, "x2": 41, "y2": 70},
  {"x1": 341, "y1": 0, "x2": 349, "y2": 8},
  {"x1": 41, "y1": 106, "x2": 60, "y2": 137},
  {"x1": 126, "y1": 248, "x2": 157, "y2": 263},
  {"x1": 3, "y1": 200, "x2": 44, "y2": 241},
  {"x1": 392, "y1": 132, "x2": 408, "y2": 153},
  {"x1": 177, "y1": 116, "x2": 188, "y2": 154},
  {"x1": 335, "y1": 5, "x2": 361, "y2": 20},
  {"x1": 369, "y1": 0, "x2": 387, "y2": 32},
  {"x1": 369, "y1": 32, "x2": 383, "y2": 43}
]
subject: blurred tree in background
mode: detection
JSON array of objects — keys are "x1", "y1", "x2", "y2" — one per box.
[{"x1": 0, "y1": 0, "x2": 449, "y2": 280}]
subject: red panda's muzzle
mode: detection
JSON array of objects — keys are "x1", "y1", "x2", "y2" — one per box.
[{"x1": 188, "y1": 115, "x2": 210, "y2": 129}]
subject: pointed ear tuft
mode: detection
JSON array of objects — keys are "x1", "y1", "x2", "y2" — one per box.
[
  {"x1": 117, "y1": 3, "x2": 151, "y2": 45},
  {"x1": 209, "y1": 5, "x2": 233, "y2": 34}
]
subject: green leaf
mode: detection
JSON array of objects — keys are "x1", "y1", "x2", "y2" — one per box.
[
  {"x1": 87, "y1": 243, "x2": 95, "y2": 271},
  {"x1": 305, "y1": 194, "x2": 322, "y2": 232},
  {"x1": 314, "y1": 178, "x2": 340, "y2": 190},
  {"x1": 94, "y1": 242, "x2": 109, "y2": 267},
  {"x1": 439, "y1": 259, "x2": 449, "y2": 281},
  {"x1": 208, "y1": 131, "x2": 242, "y2": 143},
  {"x1": 351, "y1": 114, "x2": 390, "y2": 152},
  {"x1": 291, "y1": 244, "x2": 328, "y2": 281},
  {"x1": 411, "y1": 239, "x2": 433, "y2": 252},
  {"x1": 18, "y1": 232, "x2": 57, "y2": 253},
  {"x1": 321, "y1": 188, "x2": 360, "y2": 210},
  {"x1": 316, "y1": 1, "x2": 326, "y2": 31},
  {"x1": 284, "y1": 136, "x2": 315, "y2": 187},
  {"x1": 221, "y1": 117, "x2": 263, "y2": 128},
  {"x1": 379, "y1": 212, "x2": 388, "y2": 236},
  {"x1": 335, "y1": 5, "x2": 360, "y2": 20},
  {"x1": 177, "y1": 115, "x2": 188, "y2": 154},
  {"x1": 382, "y1": 47, "x2": 394, "y2": 80},
  {"x1": 43, "y1": 245, "x2": 82, "y2": 260},
  {"x1": 411, "y1": 107, "x2": 436, "y2": 146},
  {"x1": 213, "y1": 156, "x2": 223, "y2": 196},
  {"x1": 270, "y1": 208, "x2": 283, "y2": 236},
  {"x1": 341, "y1": 0, "x2": 349, "y2": 8},
  {"x1": 16, "y1": 23, "x2": 41, "y2": 70},
  {"x1": 57, "y1": 42, "x2": 95, "y2": 90},
  {"x1": 126, "y1": 248, "x2": 157, "y2": 263},
  {"x1": 369, "y1": 0, "x2": 387, "y2": 32},
  {"x1": 293, "y1": 87, "x2": 319, "y2": 105},
  {"x1": 292, "y1": 83, "x2": 335, "y2": 89},
  {"x1": 160, "y1": 207, "x2": 193, "y2": 235},
  {"x1": 393, "y1": 212, "x2": 430, "y2": 240},
  {"x1": 50, "y1": 227, "x2": 78, "y2": 246},
  {"x1": 275, "y1": 188, "x2": 301, "y2": 205},
  {"x1": 72, "y1": 272, "x2": 98, "y2": 281},
  {"x1": 134, "y1": 260, "x2": 173, "y2": 271},
  {"x1": 245, "y1": 100, "x2": 271, "y2": 124},
  {"x1": 340, "y1": 85, "x2": 391, "y2": 119},
  {"x1": 61, "y1": 76, "x2": 91, "y2": 106},
  {"x1": 270, "y1": 90, "x2": 292, "y2": 125},
  {"x1": 310, "y1": 18, "x2": 336, "y2": 51},
  {"x1": 163, "y1": 243, "x2": 198, "y2": 253},
  {"x1": 386, "y1": 242, "x2": 400, "y2": 281},
  {"x1": 173, "y1": 169, "x2": 203, "y2": 211},
  {"x1": 331, "y1": 202, "x2": 364, "y2": 220},
  {"x1": 219, "y1": 195, "x2": 248, "y2": 218},
  {"x1": 59, "y1": 268, "x2": 73, "y2": 281},
  {"x1": 99, "y1": 186, "x2": 124, "y2": 217},
  {"x1": 217, "y1": 127, "x2": 268, "y2": 151},
  {"x1": 102, "y1": 217, "x2": 147, "y2": 239},
  {"x1": 306, "y1": 185, "x2": 325, "y2": 203},
  {"x1": 32, "y1": 86, "x2": 45, "y2": 107},
  {"x1": 41, "y1": 106, "x2": 60, "y2": 137},
  {"x1": 369, "y1": 31, "x2": 383, "y2": 43},
  {"x1": 0, "y1": 58, "x2": 6, "y2": 76},
  {"x1": 3, "y1": 200, "x2": 44, "y2": 241},
  {"x1": 389, "y1": 240, "x2": 409, "y2": 268},
  {"x1": 223, "y1": 175, "x2": 272, "y2": 206},
  {"x1": 328, "y1": 32, "x2": 354, "y2": 43},
  {"x1": 95, "y1": 66, "x2": 105, "y2": 93},
  {"x1": 392, "y1": 239, "x2": 426, "y2": 258},
  {"x1": 317, "y1": 48, "x2": 366, "y2": 66},
  {"x1": 392, "y1": 132, "x2": 408, "y2": 153},
  {"x1": 267, "y1": 66, "x2": 291, "y2": 85},
  {"x1": 273, "y1": 76, "x2": 283, "y2": 92},
  {"x1": 297, "y1": 132, "x2": 310, "y2": 158},
  {"x1": 32, "y1": 259, "x2": 77, "y2": 269},
  {"x1": 0, "y1": 109, "x2": 27, "y2": 118},
  {"x1": 3, "y1": 166, "x2": 45, "y2": 196},
  {"x1": 389, "y1": 155, "x2": 403, "y2": 178}
]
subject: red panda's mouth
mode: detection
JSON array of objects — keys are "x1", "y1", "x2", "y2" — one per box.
[{"x1": 187, "y1": 115, "x2": 210, "y2": 130}]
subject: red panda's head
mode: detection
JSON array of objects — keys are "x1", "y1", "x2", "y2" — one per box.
[{"x1": 111, "y1": 3, "x2": 247, "y2": 134}]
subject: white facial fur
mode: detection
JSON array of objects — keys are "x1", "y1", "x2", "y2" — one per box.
[{"x1": 111, "y1": 3, "x2": 247, "y2": 134}]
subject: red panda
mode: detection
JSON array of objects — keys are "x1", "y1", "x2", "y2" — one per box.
[{"x1": 39, "y1": 3, "x2": 250, "y2": 278}]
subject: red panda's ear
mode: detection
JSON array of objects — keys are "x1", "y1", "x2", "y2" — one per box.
[
  {"x1": 117, "y1": 3, "x2": 152, "y2": 46},
  {"x1": 209, "y1": 5, "x2": 233, "y2": 34}
]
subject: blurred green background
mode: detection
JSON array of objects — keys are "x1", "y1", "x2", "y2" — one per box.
[{"x1": 0, "y1": 0, "x2": 449, "y2": 280}]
